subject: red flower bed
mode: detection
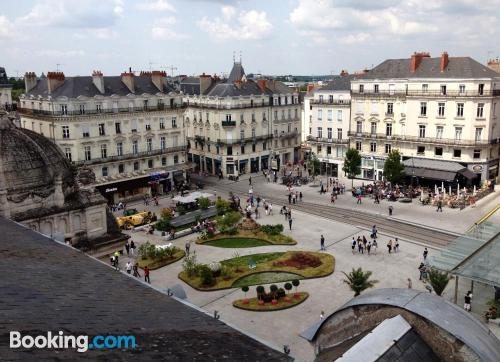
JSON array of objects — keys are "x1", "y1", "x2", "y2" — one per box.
[{"x1": 273, "y1": 252, "x2": 322, "y2": 269}]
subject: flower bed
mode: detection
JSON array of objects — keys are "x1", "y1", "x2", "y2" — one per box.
[
  {"x1": 233, "y1": 292, "x2": 309, "y2": 311},
  {"x1": 137, "y1": 241, "x2": 185, "y2": 270},
  {"x1": 137, "y1": 249, "x2": 185, "y2": 270},
  {"x1": 196, "y1": 228, "x2": 296, "y2": 246}
]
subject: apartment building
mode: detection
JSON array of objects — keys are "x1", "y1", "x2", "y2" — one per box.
[
  {"x1": 183, "y1": 61, "x2": 301, "y2": 177},
  {"x1": 350, "y1": 52, "x2": 500, "y2": 184},
  {"x1": 18, "y1": 70, "x2": 187, "y2": 203},
  {"x1": 0, "y1": 67, "x2": 12, "y2": 108},
  {"x1": 304, "y1": 74, "x2": 353, "y2": 177}
]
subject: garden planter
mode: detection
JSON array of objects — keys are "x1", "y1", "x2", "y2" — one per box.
[
  {"x1": 294, "y1": 293, "x2": 301, "y2": 299},
  {"x1": 258, "y1": 300, "x2": 264, "y2": 305},
  {"x1": 243, "y1": 299, "x2": 249, "y2": 305},
  {"x1": 271, "y1": 299, "x2": 278, "y2": 305}
]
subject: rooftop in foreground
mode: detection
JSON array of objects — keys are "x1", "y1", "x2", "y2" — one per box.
[{"x1": 0, "y1": 217, "x2": 289, "y2": 361}]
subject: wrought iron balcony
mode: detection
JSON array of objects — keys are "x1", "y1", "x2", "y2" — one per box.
[
  {"x1": 306, "y1": 135, "x2": 349, "y2": 144},
  {"x1": 347, "y1": 131, "x2": 492, "y2": 146},
  {"x1": 310, "y1": 99, "x2": 351, "y2": 106},
  {"x1": 351, "y1": 89, "x2": 500, "y2": 98},
  {"x1": 221, "y1": 120, "x2": 237, "y2": 127}
]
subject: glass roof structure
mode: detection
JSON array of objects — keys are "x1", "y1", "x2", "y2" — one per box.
[{"x1": 429, "y1": 221, "x2": 500, "y2": 287}]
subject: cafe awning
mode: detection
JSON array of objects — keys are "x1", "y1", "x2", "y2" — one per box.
[{"x1": 403, "y1": 158, "x2": 476, "y2": 182}]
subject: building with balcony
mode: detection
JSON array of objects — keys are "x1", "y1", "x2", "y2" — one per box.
[
  {"x1": 304, "y1": 73, "x2": 353, "y2": 177},
  {"x1": 18, "y1": 70, "x2": 188, "y2": 203},
  {"x1": 0, "y1": 67, "x2": 13, "y2": 109},
  {"x1": 183, "y1": 61, "x2": 301, "y2": 177},
  {"x1": 350, "y1": 52, "x2": 500, "y2": 184}
]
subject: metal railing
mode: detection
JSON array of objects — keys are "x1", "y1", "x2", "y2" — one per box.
[
  {"x1": 347, "y1": 131, "x2": 493, "y2": 146},
  {"x1": 221, "y1": 120, "x2": 237, "y2": 127},
  {"x1": 352, "y1": 89, "x2": 500, "y2": 98},
  {"x1": 306, "y1": 135, "x2": 349, "y2": 144},
  {"x1": 310, "y1": 99, "x2": 351, "y2": 106},
  {"x1": 19, "y1": 104, "x2": 184, "y2": 117},
  {"x1": 274, "y1": 130, "x2": 299, "y2": 139},
  {"x1": 73, "y1": 145, "x2": 186, "y2": 166}
]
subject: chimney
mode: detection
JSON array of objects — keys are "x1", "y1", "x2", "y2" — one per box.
[
  {"x1": 24, "y1": 72, "x2": 37, "y2": 93},
  {"x1": 340, "y1": 69, "x2": 349, "y2": 76},
  {"x1": 307, "y1": 84, "x2": 315, "y2": 93},
  {"x1": 121, "y1": 71, "x2": 135, "y2": 93},
  {"x1": 257, "y1": 79, "x2": 268, "y2": 92},
  {"x1": 92, "y1": 70, "x2": 105, "y2": 94},
  {"x1": 409, "y1": 52, "x2": 430, "y2": 73},
  {"x1": 440, "y1": 51, "x2": 449, "y2": 72},
  {"x1": 47, "y1": 72, "x2": 65, "y2": 94},
  {"x1": 199, "y1": 73, "x2": 213, "y2": 94},
  {"x1": 151, "y1": 70, "x2": 166, "y2": 92},
  {"x1": 487, "y1": 58, "x2": 500, "y2": 74}
]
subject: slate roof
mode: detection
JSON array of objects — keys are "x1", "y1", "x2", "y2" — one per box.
[
  {"x1": 317, "y1": 75, "x2": 355, "y2": 92},
  {"x1": 360, "y1": 57, "x2": 500, "y2": 79},
  {"x1": 25, "y1": 75, "x2": 176, "y2": 99},
  {"x1": 0, "y1": 217, "x2": 290, "y2": 361},
  {"x1": 227, "y1": 62, "x2": 245, "y2": 83}
]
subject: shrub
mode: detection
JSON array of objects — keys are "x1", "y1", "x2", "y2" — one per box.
[
  {"x1": 226, "y1": 226, "x2": 238, "y2": 235},
  {"x1": 155, "y1": 217, "x2": 172, "y2": 231},
  {"x1": 216, "y1": 211, "x2": 242, "y2": 229},
  {"x1": 182, "y1": 252, "x2": 198, "y2": 277},
  {"x1": 260, "y1": 224, "x2": 284, "y2": 235},
  {"x1": 220, "y1": 265, "x2": 233, "y2": 279},
  {"x1": 284, "y1": 282, "x2": 293, "y2": 294},
  {"x1": 270, "y1": 284, "x2": 278, "y2": 293},
  {"x1": 242, "y1": 286, "x2": 249, "y2": 293},
  {"x1": 209, "y1": 262, "x2": 222, "y2": 277},
  {"x1": 256, "y1": 285, "x2": 265, "y2": 299},
  {"x1": 292, "y1": 279, "x2": 300, "y2": 292},
  {"x1": 199, "y1": 265, "x2": 214, "y2": 286},
  {"x1": 198, "y1": 197, "x2": 211, "y2": 210},
  {"x1": 427, "y1": 268, "x2": 450, "y2": 296},
  {"x1": 216, "y1": 198, "x2": 232, "y2": 215},
  {"x1": 161, "y1": 208, "x2": 174, "y2": 219},
  {"x1": 273, "y1": 252, "x2": 322, "y2": 269},
  {"x1": 277, "y1": 288, "x2": 286, "y2": 299},
  {"x1": 138, "y1": 241, "x2": 156, "y2": 259}
]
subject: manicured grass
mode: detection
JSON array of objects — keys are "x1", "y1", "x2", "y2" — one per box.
[
  {"x1": 232, "y1": 272, "x2": 301, "y2": 287},
  {"x1": 197, "y1": 229, "x2": 297, "y2": 246},
  {"x1": 137, "y1": 249, "x2": 185, "y2": 270},
  {"x1": 233, "y1": 292, "x2": 309, "y2": 311},
  {"x1": 178, "y1": 251, "x2": 335, "y2": 291},
  {"x1": 204, "y1": 238, "x2": 270, "y2": 248}
]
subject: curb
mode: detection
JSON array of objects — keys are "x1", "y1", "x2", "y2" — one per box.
[
  {"x1": 387, "y1": 216, "x2": 461, "y2": 237},
  {"x1": 467, "y1": 203, "x2": 500, "y2": 232}
]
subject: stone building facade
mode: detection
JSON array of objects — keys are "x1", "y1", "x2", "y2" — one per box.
[
  {"x1": 18, "y1": 71, "x2": 188, "y2": 203},
  {"x1": 0, "y1": 67, "x2": 12, "y2": 108}
]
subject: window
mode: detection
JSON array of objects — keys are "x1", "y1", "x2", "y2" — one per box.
[
  {"x1": 337, "y1": 110, "x2": 342, "y2": 121},
  {"x1": 101, "y1": 167, "x2": 108, "y2": 177},
  {"x1": 174, "y1": 155, "x2": 179, "y2": 164},
  {"x1": 159, "y1": 118, "x2": 165, "y2": 129},
  {"x1": 274, "y1": 110, "x2": 278, "y2": 120},
  {"x1": 318, "y1": 109, "x2": 323, "y2": 120},
  {"x1": 64, "y1": 148, "x2": 72, "y2": 161},
  {"x1": 79, "y1": 104, "x2": 85, "y2": 115},
  {"x1": 457, "y1": 103, "x2": 464, "y2": 117},
  {"x1": 317, "y1": 127, "x2": 323, "y2": 138},
  {"x1": 319, "y1": 95, "x2": 324, "y2": 103},
  {"x1": 240, "y1": 113, "x2": 244, "y2": 123},
  {"x1": 62, "y1": 126, "x2": 70, "y2": 139},
  {"x1": 227, "y1": 146, "x2": 232, "y2": 155},
  {"x1": 252, "y1": 144, "x2": 256, "y2": 152},
  {"x1": 100, "y1": 144, "x2": 107, "y2": 158},
  {"x1": 162, "y1": 157, "x2": 167, "y2": 166},
  {"x1": 455, "y1": 127, "x2": 462, "y2": 140},
  {"x1": 438, "y1": 103, "x2": 445, "y2": 117},
  {"x1": 172, "y1": 117, "x2": 177, "y2": 128},
  {"x1": 263, "y1": 112, "x2": 267, "y2": 121},
  {"x1": 386, "y1": 123, "x2": 392, "y2": 136},
  {"x1": 295, "y1": 109, "x2": 298, "y2": 118},
  {"x1": 440, "y1": 85, "x2": 447, "y2": 95},
  {"x1": 240, "y1": 145, "x2": 245, "y2": 154},
  {"x1": 327, "y1": 110, "x2": 333, "y2": 121},
  {"x1": 374, "y1": 84, "x2": 379, "y2": 93},
  {"x1": 263, "y1": 142, "x2": 267, "y2": 151},
  {"x1": 371, "y1": 122, "x2": 377, "y2": 135},
  {"x1": 281, "y1": 110, "x2": 285, "y2": 120},
  {"x1": 317, "y1": 145, "x2": 322, "y2": 153},
  {"x1": 475, "y1": 128, "x2": 482, "y2": 141},
  {"x1": 61, "y1": 104, "x2": 68, "y2": 115},
  {"x1": 119, "y1": 164, "x2": 124, "y2": 173},
  {"x1": 132, "y1": 141, "x2": 138, "y2": 154},
  {"x1": 84, "y1": 146, "x2": 91, "y2": 161},
  {"x1": 370, "y1": 142, "x2": 377, "y2": 152},
  {"x1": 436, "y1": 126, "x2": 443, "y2": 139},
  {"x1": 328, "y1": 95, "x2": 333, "y2": 103},
  {"x1": 327, "y1": 127, "x2": 332, "y2": 139},
  {"x1": 356, "y1": 121, "x2": 363, "y2": 133},
  {"x1": 131, "y1": 120, "x2": 138, "y2": 132},
  {"x1": 146, "y1": 138, "x2": 152, "y2": 152},
  {"x1": 359, "y1": 84, "x2": 364, "y2": 93},
  {"x1": 453, "y1": 149, "x2": 461, "y2": 158},
  {"x1": 98, "y1": 123, "x2": 105, "y2": 136},
  {"x1": 251, "y1": 128, "x2": 256, "y2": 139},
  {"x1": 206, "y1": 112, "x2": 210, "y2": 121},
  {"x1": 385, "y1": 144, "x2": 391, "y2": 154},
  {"x1": 115, "y1": 122, "x2": 121, "y2": 134},
  {"x1": 160, "y1": 137, "x2": 166, "y2": 150},
  {"x1": 148, "y1": 159, "x2": 153, "y2": 169},
  {"x1": 478, "y1": 84, "x2": 484, "y2": 95},
  {"x1": 417, "y1": 146, "x2": 425, "y2": 155},
  {"x1": 327, "y1": 146, "x2": 331, "y2": 155},
  {"x1": 133, "y1": 162, "x2": 139, "y2": 171},
  {"x1": 371, "y1": 101, "x2": 378, "y2": 114},
  {"x1": 435, "y1": 147, "x2": 443, "y2": 156},
  {"x1": 337, "y1": 128, "x2": 342, "y2": 140},
  {"x1": 477, "y1": 103, "x2": 484, "y2": 118},
  {"x1": 145, "y1": 122, "x2": 151, "y2": 131},
  {"x1": 422, "y1": 84, "x2": 428, "y2": 93},
  {"x1": 419, "y1": 125, "x2": 426, "y2": 138},
  {"x1": 288, "y1": 109, "x2": 291, "y2": 119},
  {"x1": 473, "y1": 149, "x2": 481, "y2": 159},
  {"x1": 116, "y1": 142, "x2": 123, "y2": 156},
  {"x1": 420, "y1": 102, "x2": 427, "y2": 116},
  {"x1": 387, "y1": 103, "x2": 393, "y2": 115},
  {"x1": 82, "y1": 124, "x2": 90, "y2": 138},
  {"x1": 240, "y1": 129, "x2": 245, "y2": 140},
  {"x1": 356, "y1": 141, "x2": 362, "y2": 151},
  {"x1": 459, "y1": 85, "x2": 465, "y2": 94}
]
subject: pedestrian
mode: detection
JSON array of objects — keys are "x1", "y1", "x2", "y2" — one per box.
[
  {"x1": 331, "y1": 194, "x2": 335, "y2": 203},
  {"x1": 394, "y1": 238, "x2": 399, "y2": 252},
  {"x1": 371, "y1": 225, "x2": 377, "y2": 239},
  {"x1": 423, "y1": 247, "x2": 428, "y2": 260},
  {"x1": 269, "y1": 203, "x2": 273, "y2": 215},
  {"x1": 356, "y1": 194, "x2": 362, "y2": 204},
  {"x1": 387, "y1": 239, "x2": 393, "y2": 253},
  {"x1": 351, "y1": 238, "x2": 356, "y2": 254},
  {"x1": 125, "y1": 240, "x2": 130, "y2": 256},
  {"x1": 133, "y1": 263, "x2": 141, "y2": 277},
  {"x1": 144, "y1": 266, "x2": 151, "y2": 283},
  {"x1": 185, "y1": 241, "x2": 190, "y2": 256},
  {"x1": 418, "y1": 262, "x2": 426, "y2": 280},
  {"x1": 288, "y1": 217, "x2": 293, "y2": 230},
  {"x1": 249, "y1": 176, "x2": 252, "y2": 186},
  {"x1": 126, "y1": 261, "x2": 132, "y2": 274},
  {"x1": 367, "y1": 241, "x2": 372, "y2": 255},
  {"x1": 358, "y1": 241, "x2": 364, "y2": 254},
  {"x1": 407, "y1": 278, "x2": 412, "y2": 289},
  {"x1": 299, "y1": 192, "x2": 303, "y2": 202},
  {"x1": 255, "y1": 207, "x2": 259, "y2": 219},
  {"x1": 464, "y1": 291, "x2": 472, "y2": 312},
  {"x1": 320, "y1": 311, "x2": 325, "y2": 321},
  {"x1": 320, "y1": 235, "x2": 325, "y2": 251},
  {"x1": 436, "y1": 199, "x2": 443, "y2": 212},
  {"x1": 130, "y1": 240, "x2": 136, "y2": 255},
  {"x1": 288, "y1": 193, "x2": 292, "y2": 204},
  {"x1": 388, "y1": 205, "x2": 393, "y2": 216},
  {"x1": 264, "y1": 202, "x2": 269, "y2": 216},
  {"x1": 372, "y1": 239, "x2": 378, "y2": 254},
  {"x1": 374, "y1": 194, "x2": 380, "y2": 204},
  {"x1": 362, "y1": 235, "x2": 368, "y2": 248},
  {"x1": 292, "y1": 192, "x2": 296, "y2": 204}
]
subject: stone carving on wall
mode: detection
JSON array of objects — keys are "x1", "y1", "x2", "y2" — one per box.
[{"x1": 77, "y1": 167, "x2": 96, "y2": 186}]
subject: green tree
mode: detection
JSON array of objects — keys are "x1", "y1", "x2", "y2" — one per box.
[
  {"x1": 427, "y1": 268, "x2": 450, "y2": 296},
  {"x1": 215, "y1": 198, "x2": 232, "y2": 215},
  {"x1": 342, "y1": 267, "x2": 378, "y2": 296},
  {"x1": 343, "y1": 148, "x2": 361, "y2": 187},
  {"x1": 383, "y1": 150, "x2": 405, "y2": 184},
  {"x1": 307, "y1": 154, "x2": 320, "y2": 180},
  {"x1": 197, "y1": 197, "x2": 210, "y2": 210}
]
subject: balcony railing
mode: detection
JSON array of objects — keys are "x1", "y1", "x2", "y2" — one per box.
[
  {"x1": 310, "y1": 99, "x2": 351, "y2": 106},
  {"x1": 187, "y1": 135, "x2": 272, "y2": 145},
  {"x1": 19, "y1": 104, "x2": 184, "y2": 118},
  {"x1": 274, "y1": 130, "x2": 299, "y2": 139},
  {"x1": 306, "y1": 135, "x2": 349, "y2": 144},
  {"x1": 352, "y1": 89, "x2": 500, "y2": 98},
  {"x1": 221, "y1": 120, "x2": 237, "y2": 127},
  {"x1": 347, "y1": 131, "x2": 492, "y2": 146},
  {"x1": 73, "y1": 145, "x2": 186, "y2": 166}
]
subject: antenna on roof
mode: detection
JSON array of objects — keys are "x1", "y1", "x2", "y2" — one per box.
[
  {"x1": 233, "y1": 51, "x2": 235, "y2": 63},
  {"x1": 56, "y1": 63, "x2": 61, "y2": 71},
  {"x1": 148, "y1": 61, "x2": 156, "y2": 71},
  {"x1": 239, "y1": 51, "x2": 242, "y2": 63}
]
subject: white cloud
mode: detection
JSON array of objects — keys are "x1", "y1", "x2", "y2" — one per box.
[
  {"x1": 151, "y1": 17, "x2": 189, "y2": 39},
  {"x1": 0, "y1": 16, "x2": 15, "y2": 39},
  {"x1": 338, "y1": 32, "x2": 371, "y2": 44},
  {"x1": 198, "y1": 7, "x2": 272, "y2": 41},
  {"x1": 36, "y1": 49, "x2": 86, "y2": 58},
  {"x1": 137, "y1": 0, "x2": 175, "y2": 12}
]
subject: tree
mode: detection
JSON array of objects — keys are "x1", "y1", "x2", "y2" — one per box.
[
  {"x1": 343, "y1": 148, "x2": 361, "y2": 187},
  {"x1": 307, "y1": 154, "x2": 320, "y2": 180},
  {"x1": 383, "y1": 150, "x2": 405, "y2": 185},
  {"x1": 427, "y1": 268, "x2": 450, "y2": 296},
  {"x1": 197, "y1": 197, "x2": 210, "y2": 210},
  {"x1": 292, "y1": 279, "x2": 300, "y2": 292},
  {"x1": 342, "y1": 267, "x2": 378, "y2": 296}
]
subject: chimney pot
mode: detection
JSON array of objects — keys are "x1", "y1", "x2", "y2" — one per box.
[
  {"x1": 121, "y1": 72, "x2": 135, "y2": 93},
  {"x1": 151, "y1": 70, "x2": 165, "y2": 92},
  {"x1": 92, "y1": 70, "x2": 105, "y2": 94},
  {"x1": 47, "y1": 72, "x2": 65, "y2": 94},
  {"x1": 440, "y1": 51, "x2": 449, "y2": 72},
  {"x1": 24, "y1": 72, "x2": 38, "y2": 93},
  {"x1": 410, "y1": 51, "x2": 430, "y2": 73}
]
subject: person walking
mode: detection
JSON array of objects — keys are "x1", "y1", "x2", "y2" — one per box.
[
  {"x1": 362, "y1": 235, "x2": 368, "y2": 248},
  {"x1": 126, "y1": 261, "x2": 132, "y2": 274},
  {"x1": 372, "y1": 239, "x2": 378, "y2": 254},
  {"x1": 407, "y1": 278, "x2": 412, "y2": 289},
  {"x1": 387, "y1": 239, "x2": 393, "y2": 253},
  {"x1": 436, "y1": 199, "x2": 443, "y2": 212},
  {"x1": 358, "y1": 241, "x2": 364, "y2": 254},
  {"x1": 464, "y1": 291, "x2": 472, "y2": 312},
  {"x1": 394, "y1": 238, "x2": 400, "y2": 252},
  {"x1": 388, "y1": 205, "x2": 393, "y2": 216},
  {"x1": 371, "y1": 225, "x2": 377, "y2": 239},
  {"x1": 124, "y1": 240, "x2": 130, "y2": 256},
  {"x1": 320, "y1": 311, "x2": 325, "y2": 321},
  {"x1": 144, "y1": 266, "x2": 151, "y2": 283},
  {"x1": 269, "y1": 203, "x2": 273, "y2": 215},
  {"x1": 185, "y1": 241, "x2": 191, "y2": 256},
  {"x1": 367, "y1": 241, "x2": 372, "y2": 255},
  {"x1": 356, "y1": 194, "x2": 362, "y2": 204},
  {"x1": 130, "y1": 240, "x2": 136, "y2": 255},
  {"x1": 288, "y1": 193, "x2": 292, "y2": 204},
  {"x1": 423, "y1": 247, "x2": 428, "y2": 260},
  {"x1": 249, "y1": 176, "x2": 252, "y2": 186},
  {"x1": 418, "y1": 262, "x2": 426, "y2": 280},
  {"x1": 288, "y1": 217, "x2": 293, "y2": 230},
  {"x1": 351, "y1": 238, "x2": 356, "y2": 254},
  {"x1": 320, "y1": 235, "x2": 325, "y2": 251},
  {"x1": 299, "y1": 192, "x2": 303, "y2": 202},
  {"x1": 133, "y1": 263, "x2": 141, "y2": 278}
]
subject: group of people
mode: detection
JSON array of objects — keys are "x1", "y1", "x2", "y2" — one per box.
[
  {"x1": 110, "y1": 251, "x2": 150, "y2": 283},
  {"x1": 351, "y1": 235, "x2": 378, "y2": 255},
  {"x1": 287, "y1": 190, "x2": 302, "y2": 204}
]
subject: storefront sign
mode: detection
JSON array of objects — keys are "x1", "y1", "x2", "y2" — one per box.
[
  {"x1": 472, "y1": 165, "x2": 483, "y2": 172},
  {"x1": 105, "y1": 187, "x2": 117, "y2": 193}
]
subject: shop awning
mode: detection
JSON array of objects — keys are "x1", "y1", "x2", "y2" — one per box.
[
  {"x1": 458, "y1": 168, "x2": 477, "y2": 180},
  {"x1": 404, "y1": 166, "x2": 457, "y2": 182},
  {"x1": 403, "y1": 158, "x2": 476, "y2": 182}
]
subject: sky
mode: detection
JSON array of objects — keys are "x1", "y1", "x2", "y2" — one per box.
[{"x1": 1, "y1": 0, "x2": 499, "y2": 77}]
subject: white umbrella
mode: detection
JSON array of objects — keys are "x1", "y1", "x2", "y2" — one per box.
[
  {"x1": 449, "y1": 185, "x2": 451, "y2": 195},
  {"x1": 473, "y1": 185, "x2": 477, "y2": 195}
]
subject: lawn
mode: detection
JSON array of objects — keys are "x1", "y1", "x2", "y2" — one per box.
[
  {"x1": 137, "y1": 249, "x2": 185, "y2": 270},
  {"x1": 178, "y1": 251, "x2": 335, "y2": 291},
  {"x1": 197, "y1": 229, "x2": 296, "y2": 246},
  {"x1": 233, "y1": 292, "x2": 309, "y2": 311},
  {"x1": 203, "y1": 238, "x2": 270, "y2": 248}
]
